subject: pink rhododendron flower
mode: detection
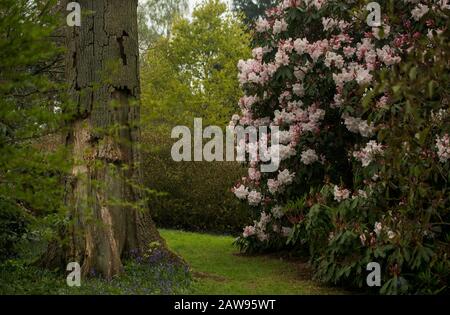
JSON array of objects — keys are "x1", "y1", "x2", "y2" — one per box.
[
  {"x1": 292, "y1": 83, "x2": 305, "y2": 96},
  {"x1": 342, "y1": 114, "x2": 375, "y2": 137},
  {"x1": 233, "y1": 185, "x2": 249, "y2": 200},
  {"x1": 273, "y1": 19, "x2": 288, "y2": 34},
  {"x1": 374, "y1": 222, "x2": 383, "y2": 236},
  {"x1": 277, "y1": 169, "x2": 295, "y2": 185},
  {"x1": 411, "y1": 4, "x2": 430, "y2": 21},
  {"x1": 377, "y1": 45, "x2": 402, "y2": 66},
  {"x1": 243, "y1": 226, "x2": 256, "y2": 238},
  {"x1": 301, "y1": 149, "x2": 319, "y2": 165},
  {"x1": 360, "y1": 234, "x2": 367, "y2": 246},
  {"x1": 248, "y1": 190, "x2": 263, "y2": 206},
  {"x1": 333, "y1": 185, "x2": 350, "y2": 202},
  {"x1": 268, "y1": 179, "x2": 280, "y2": 195},
  {"x1": 353, "y1": 140, "x2": 384, "y2": 167},
  {"x1": 294, "y1": 38, "x2": 309, "y2": 55},
  {"x1": 436, "y1": 134, "x2": 450, "y2": 163},
  {"x1": 255, "y1": 17, "x2": 270, "y2": 33}
]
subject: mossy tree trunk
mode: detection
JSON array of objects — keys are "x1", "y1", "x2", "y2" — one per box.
[{"x1": 44, "y1": 0, "x2": 180, "y2": 279}]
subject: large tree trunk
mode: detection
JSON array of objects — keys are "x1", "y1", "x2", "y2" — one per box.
[{"x1": 43, "y1": 0, "x2": 181, "y2": 279}]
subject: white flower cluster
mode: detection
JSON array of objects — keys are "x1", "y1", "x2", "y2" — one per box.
[
  {"x1": 410, "y1": 0, "x2": 450, "y2": 21},
  {"x1": 233, "y1": 184, "x2": 249, "y2": 200},
  {"x1": 436, "y1": 134, "x2": 450, "y2": 163},
  {"x1": 377, "y1": 45, "x2": 402, "y2": 66},
  {"x1": 374, "y1": 222, "x2": 396, "y2": 239},
  {"x1": 353, "y1": 140, "x2": 384, "y2": 167},
  {"x1": 360, "y1": 221, "x2": 397, "y2": 246},
  {"x1": 281, "y1": 0, "x2": 328, "y2": 10},
  {"x1": 273, "y1": 19, "x2": 288, "y2": 34},
  {"x1": 267, "y1": 169, "x2": 296, "y2": 195},
  {"x1": 342, "y1": 114, "x2": 375, "y2": 138},
  {"x1": 411, "y1": 3, "x2": 430, "y2": 20},
  {"x1": 322, "y1": 17, "x2": 350, "y2": 32},
  {"x1": 233, "y1": 185, "x2": 262, "y2": 207},
  {"x1": 243, "y1": 212, "x2": 272, "y2": 241},
  {"x1": 333, "y1": 185, "x2": 350, "y2": 202},
  {"x1": 248, "y1": 190, "x2": 263, "y2": 206},
  {"x1": 301, "y1": 149, "x2": 319, "y2": 165}
]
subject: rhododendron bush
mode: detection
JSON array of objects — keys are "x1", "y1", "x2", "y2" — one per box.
[{"x1": 231, "y1": 0, "x2": 449, "y2": 294}]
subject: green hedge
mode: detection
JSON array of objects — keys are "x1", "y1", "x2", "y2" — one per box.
[{"x1": 142, "y1": 132, "x2": 253, "y2": 235}]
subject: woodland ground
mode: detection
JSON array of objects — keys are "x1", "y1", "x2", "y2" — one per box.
[{"x1": 0, "y1": 230, "x2": 344, "y2": 295}]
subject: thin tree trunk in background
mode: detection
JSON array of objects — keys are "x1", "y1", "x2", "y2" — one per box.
[{"x1": 44, "y1": 0, "x2": 182, "y2": 279}]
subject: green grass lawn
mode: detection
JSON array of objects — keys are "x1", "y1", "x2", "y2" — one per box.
[{"x1": 161, "y1": 229, "x2": 344, "y2": 295}]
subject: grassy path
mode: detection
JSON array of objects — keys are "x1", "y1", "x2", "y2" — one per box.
[{"x1": 160, "y1": 230, "x2": 344, "y2": 295}]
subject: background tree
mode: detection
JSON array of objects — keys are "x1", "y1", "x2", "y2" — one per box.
[
  {"x1": 140, "y1": 0, "x2": 253, "y2": 234},
  {"x1": 138, "y1": 0, "x2": 189, "y2": 53},
  {"x1": 142, "y1": 0, "x2": 251, "y2": 126}
]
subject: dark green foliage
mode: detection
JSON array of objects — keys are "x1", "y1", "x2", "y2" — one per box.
[
  {"x1": 0, "y1": 0, "x2": 69, "y2": 262},
  {"x1": 233, "y1": 0, "x2": 278, "y2": 25},
  {"x1": 303, "y1": 9, "x2": 450, "y2": 294},
  {"x1": 0, "y1": 203, "x2": 29, "y2": 260}
]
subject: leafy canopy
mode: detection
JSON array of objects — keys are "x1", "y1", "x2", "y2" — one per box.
[{"x1": 141, "y1": 0, "x2": 252, "y2": 128}]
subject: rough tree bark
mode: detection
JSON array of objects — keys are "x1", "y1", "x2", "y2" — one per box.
[{"x1": 44, "y1": 0, "x2": 183, "y2": 279}]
